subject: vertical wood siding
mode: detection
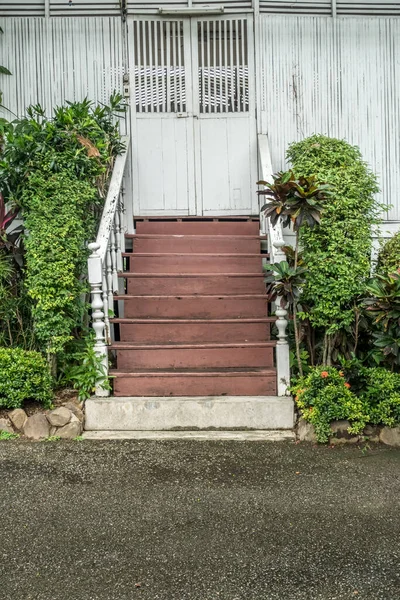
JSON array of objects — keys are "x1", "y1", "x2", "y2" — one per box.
[
  {"x1": 259, "y1": 16, "x2": 400, "y2": 220},
  {"x1": 0, "y1": 18, "x2": 123, "y2": 117}
]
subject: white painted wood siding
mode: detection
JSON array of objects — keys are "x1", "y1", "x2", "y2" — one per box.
[
  {"x1": 0, "y1": 18, "x2": 123, "y2": 117},
  {"x1": 258, "y1": 16, "x2": 400, "y2": 221}
]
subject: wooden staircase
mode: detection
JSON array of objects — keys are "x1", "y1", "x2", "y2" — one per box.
[{"x1": 109, "y1": 218, "x2": 278, "y2": 397}]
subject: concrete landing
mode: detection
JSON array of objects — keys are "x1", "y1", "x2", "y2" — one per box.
[
  {"x1": 84, "y1": 395, "x2": 295, "y2": 431},
  {"x1": 82, "y1": 430, "x2": 295, "y2": 441}
]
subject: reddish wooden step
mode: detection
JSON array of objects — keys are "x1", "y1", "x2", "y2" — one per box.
[
  {"x1": 116, "y1": 295, "x2": 268, "y2": 318},
  {"x1": 113, "y1": 318, "x2": 274, "y2": 343},
  {"x1": 112, "y1": 342, "x2": 275, "y2": 369},
  {"x1": 111, "y1": 368, "x2": 277, "y2": 397},
  {"x1": 121, "y1": 273, "x2": 266, "y2": 295},
  {"x1": 127, "y1": 234, "x2": 265, "y2": 254},
  {"x1": 135, "y1": 220, "x2": 260, "y2": 235},
  {"x1": 123, "y1": 253, "x2": 263, "y2": 274}
]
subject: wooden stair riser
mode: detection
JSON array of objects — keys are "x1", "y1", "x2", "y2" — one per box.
[
  {"x1": 115, "y1": 346, "x2": 274, "y2": 369},
  {"x1": 135, "y1": 221, "x2": 260, "y2": 235},
  {"x1": 130, "y1": 236, "x2": 263, "y2": 254},
  {"x1": 125, "y1": 254, "x2": 263, "y2": 274},
  {"x1": 113, "y1": 373, "x2": 277, "y2": 397},
  {"x1": 122, "y1": 296, "x2": 268, "y2": 319},
  {"x1": 124, "y1": 275, "x2": 266, "y2": 295},
  {"x1": 118, "y1": 321, "x2": 271, "y2": 343}
]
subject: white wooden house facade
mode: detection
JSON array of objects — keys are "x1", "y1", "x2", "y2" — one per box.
[
  {"x1": 1, "y1": 1, "x2": 400, "y2": 230},
  {"x1": 2, "y1": 1, "x2": 400, "y2": 414}
]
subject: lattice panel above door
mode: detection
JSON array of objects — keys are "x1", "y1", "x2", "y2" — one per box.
[{"x1": 132, "y1": 20, "x2": 186, "y2": 113}]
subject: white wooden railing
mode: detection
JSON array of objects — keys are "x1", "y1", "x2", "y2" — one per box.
[
  {"x1": 87, "y1": 136, "x2": 130, "y2": 397},
  {"x1": 258, "y1": 134, "x2": 290, "y2": 396}
]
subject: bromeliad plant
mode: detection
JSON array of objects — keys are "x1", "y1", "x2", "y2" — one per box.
[{"x1": 258, "y1": 170, "x2": 331, "y2": 375}]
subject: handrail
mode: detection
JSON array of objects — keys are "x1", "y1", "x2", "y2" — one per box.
[
  {"x1": 257, "y1": 134, "x2": 291, "y2": 397},
  {"x1": 96, "y1": 136, "x2": 130, "y2": 261},
  {"x1": 257, "y1": 134, "x2": 286, "y2": 264},
  {"x1": 87, "y1": 136, "x2": 130, "y2": 397}
]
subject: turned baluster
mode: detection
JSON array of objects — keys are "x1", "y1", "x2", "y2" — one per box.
[{"x1": 87, "y1": 243, "x2": 109, "y2": 397}]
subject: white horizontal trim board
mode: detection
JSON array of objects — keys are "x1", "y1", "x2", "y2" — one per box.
[
  {"x1": 2, "y1": 0, "x2": 399, "y2": 15},
  {"x1": 259, "y1": 15, "x2": 400, "y2": 220},
  {"x1": 2, "y1": 2, "x2": 45, "y2": 16},
  {"x1": 260, "y1": 0, "x2": 400, "y2": 15},
  {"x1": 50, "y1": 1, "x2": 120, "y2": 17}
]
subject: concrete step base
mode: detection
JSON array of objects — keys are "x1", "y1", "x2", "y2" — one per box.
[
  {"x1": 84, "y1": 396, "x2": 294, "y2": 431},
  {"x1": 82, "y1": 430, "x2": 295, "y2": 441}
]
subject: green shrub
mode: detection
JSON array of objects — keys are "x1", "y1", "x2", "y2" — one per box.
[
  {"x1": 20, "y1": 170, "x2": 97, "y2": 355},
  {"x1": 0, "y1": 347, "x2": 53, "y2": 408},
  {"x1": 343, "y1": 363, "x2": 400, "y2": 427},
  {"x1": 292, "y1": 366, "x2": 368, "y2": 443},
  {"x1": 293, "y1": 364, "x2": 400, "y2": 443},
  {"x1": 58, "y1": 335, "x2": 110, "y2": 401},
  {"x1": 376, "y1": 232, "x2": 400, "y2": 275},
  {"x1": 286, "y1": 135, "x2": 381, "y2": 364}
]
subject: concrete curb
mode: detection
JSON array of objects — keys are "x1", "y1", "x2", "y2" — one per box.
[{"x1": 82, "y1": 430, "x2": 296, "y2": 441}]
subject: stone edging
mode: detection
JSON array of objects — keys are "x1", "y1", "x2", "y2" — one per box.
[
  {"x1": 297, "y1": 418, "x2": 400, "y2": 446},
  {"x1": 0, "y1": 401, "x2": 84, "y2": 440}
]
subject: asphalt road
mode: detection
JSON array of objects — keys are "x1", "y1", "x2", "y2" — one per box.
[{"x1": 0, "y1": 440, "x2": 399, "y2": 600}]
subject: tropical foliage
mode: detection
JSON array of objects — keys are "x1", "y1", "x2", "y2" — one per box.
[
  {"x1": 259, "y1": 170, "x2": 331, "y2": 375},
  {"x1": 0, "y1": 94, "x2": 125, "y2": 393}
]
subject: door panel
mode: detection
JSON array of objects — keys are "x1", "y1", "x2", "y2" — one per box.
[
  {"x1": 135, "y1": 117, "x2": 192, "y2": 213},
  {"x1": 129, "y1": 18, "x2": 195, "y2": 215},
  {"x1": 194, "y1": 16, "x2": 257, "y2": 215}
]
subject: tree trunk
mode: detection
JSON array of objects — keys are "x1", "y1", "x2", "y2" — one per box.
[
  {"x1": 293, "y1": 233, "x2": 303, "y2": 376},
  {"x1": 47, "y1": 352, "x2": 57, "y2": 379},
  {"x1": 322, "y1": 332, "x2": 328, "y2": 365},
  {"x1": 293, "y1": 303, "x2": 303, "y2": 377}
]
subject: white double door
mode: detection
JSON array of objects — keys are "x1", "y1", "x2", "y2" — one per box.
[{"x1": 129, "y1": 14, "x2": 257, "y2": 216}]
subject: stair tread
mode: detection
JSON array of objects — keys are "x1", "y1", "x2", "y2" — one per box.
[
  {"x1": 111, "y1": 317, "x2": 275, "y2": 323},
  {"x1": 123, "y1": 252, "x2": 264, "y2": 257},
  {"x1": 114, "y1": 294, "x2": 268, "y2": 299},
  {"x1": 126, "y1": 234, "x2": 267, "y2": 239},
  {"x1": 120, "y1": 272, "x2": 265, "y2": 277},
  {"x1": 110, "y1": 367, "x2": 276, "y2": 376},
  {"x1": 112, "y1": 342, "x2": 275, "y2": 350}
]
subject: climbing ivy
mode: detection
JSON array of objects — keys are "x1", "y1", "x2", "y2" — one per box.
[
  {"x1": 286, "y1": 135, "x2": 381, "y2": 364},
  {"x1": 20, "y1": 168, "x2": 97, "y2": 356},
  {"x1": 376, "y1": 231, "x2": 400, "y2": 275}
]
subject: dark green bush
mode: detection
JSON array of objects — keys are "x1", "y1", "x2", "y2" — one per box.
[
  {"x1": 286, "y1": 135, "x2": 381, "y2": 365},
  {"x1": 376, "y1": 232, "x2": 400, "y2": 275},
  {"x1": 344, "y1": 363, "x2": 400, "y2": 427},
  {"x1": 0, "y1": 347, "x2": 53, "y2": 408}
]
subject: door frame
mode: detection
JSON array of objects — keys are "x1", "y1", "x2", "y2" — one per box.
[{"x1": 127, "y1": 12, "x2": 258, "y2": 217}]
